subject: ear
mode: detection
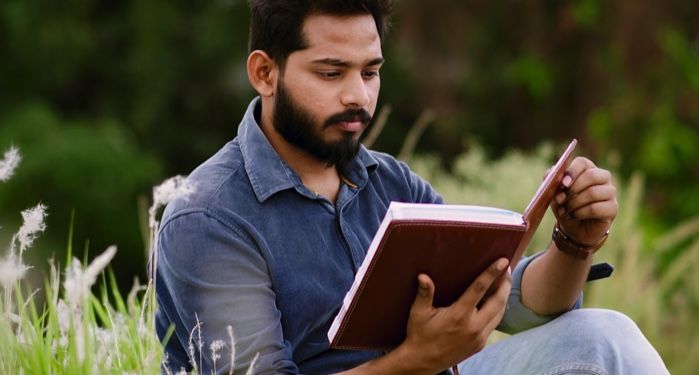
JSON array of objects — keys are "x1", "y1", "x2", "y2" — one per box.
[{"x1": 247, "y1": 50, "x2": 278, "y2": 97}]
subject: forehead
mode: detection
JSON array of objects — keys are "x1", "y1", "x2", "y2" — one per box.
[{"x1": 295, "y1": 14, "x2": 382, "y2": 62}]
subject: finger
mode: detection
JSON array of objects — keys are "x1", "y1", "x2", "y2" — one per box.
[
  {"x1": 561, "y1": 184, "x2": 616, "y2": 215},
  {"x1": 567, "y1": 199, "x2": 618, "y2": 221},
  {"x1": 555, "y1": 167, "x2": 612, "y2": 207},
  {"x1": 565, "y1": 168, "x2": 612, "y2": 197},
  {"x1": 478, "y1": 268, "x2": 512, "y2": 330},
  {"x1": 409, "y1": 273, "x2": 436, "y2": 317},
  {"x1": 453, "y1": 258, "x2": 509, "y2": 315},
  {"x1": 562, "y1": 157, "x2": 596, "y2": 188}
]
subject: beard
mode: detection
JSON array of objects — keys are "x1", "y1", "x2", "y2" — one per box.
[{"x1": 272, "y1": 79, "x2": 372, "y2": 172}]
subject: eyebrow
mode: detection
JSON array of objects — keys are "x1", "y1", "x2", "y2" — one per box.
[{"x1": 311, "y1": 57, "x2": 385, "y2": 67}]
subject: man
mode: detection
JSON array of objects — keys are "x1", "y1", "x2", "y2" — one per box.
[{"x1": 155, "y1": 1, "x2": 668, "y2": 373}]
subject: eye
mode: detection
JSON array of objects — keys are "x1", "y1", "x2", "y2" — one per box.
[
  {"x1": 317, "y1": 71, "x2": 341, "y2": 79},
  {"x1": 362, "y1": 70, "x2": 380, "y2": 79}
]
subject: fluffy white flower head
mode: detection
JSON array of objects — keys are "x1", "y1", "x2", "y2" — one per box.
[
  {"x1": 15, "y1": 204, "x2": 48, "y2": 255},
  {"x1": 147, "y1": 175, "x2": 195, "y2": 285},
  {"x1": 0, "y1": 146, "x2": 21, "y2": 182},
  {"x1": 64, "y1": 245, "x2": 117, "y2": 309},
  {"x1": 149, "y1": 175, "x2": 195, "y2": 227},
  {"x1": 0, "y1": 255, "x2": 30, "y2": 290}
]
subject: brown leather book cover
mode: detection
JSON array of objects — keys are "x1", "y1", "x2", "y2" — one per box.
[{"x1": 328, "y1": 139, "x2": 577, "y2": 350}]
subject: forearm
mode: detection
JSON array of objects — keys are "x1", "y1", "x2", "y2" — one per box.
[{"x1": 520, "y1": 242, "x2": 592, "y2": 315}]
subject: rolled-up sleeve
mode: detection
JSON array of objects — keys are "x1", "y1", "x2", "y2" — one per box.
[
  {"x1": 497, "y1": 252, "x2": 583, "y2": 334},
  {"x1": 156, "y1": 209, "x2": 298, "y2": 374}
]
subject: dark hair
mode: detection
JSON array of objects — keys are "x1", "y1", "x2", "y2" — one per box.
[{"x1": 248, "y1": 0, "x2": 392, "y2": 67}]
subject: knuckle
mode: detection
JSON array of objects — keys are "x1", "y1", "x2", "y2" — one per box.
[
  {"x1": 449, "y1": 312, "x2": 466, "y2": 326},
  {"x1": 489, "y1": 264, "x2": 504, "y2": 276},
  {"x1": 472, "y1": 280, "x2": 487, "y2": 294},
  {"x1": 574, "y1": 156, "x2": 595, "y2": 169},
  {"x1": 592, "y1": 185, "x2": 608, "y2": 200}
]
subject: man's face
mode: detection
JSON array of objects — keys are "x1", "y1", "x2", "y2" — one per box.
[{"x1": 271, "y1": 14, "x2": 384, "y2": 169}]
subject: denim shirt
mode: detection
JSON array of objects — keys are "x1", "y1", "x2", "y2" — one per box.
[{"x1": 155, "y1": 98, "x2": 576, "y2": 374}]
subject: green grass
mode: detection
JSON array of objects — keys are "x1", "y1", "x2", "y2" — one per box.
[{"x1": 0, "y1": 259, "x2": 164, "y2": 374}]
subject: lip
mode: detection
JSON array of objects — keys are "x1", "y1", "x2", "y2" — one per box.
[{"x1": 336, "y1": 120, "x2": 363, "y2": 132}]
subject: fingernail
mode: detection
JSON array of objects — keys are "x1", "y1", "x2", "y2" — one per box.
[
  {"x1": 562, "y1": 175, "x2": 572, "y2": 187},
  {"x1": 496, "y1": 259, "x2": 508, "y2": 271},
  {"x1": 418, "y1": 279, "x2": 428, "y2": 296},
  {"x1": 557, "y1": 207, "x2": 565, "y2": 216},
  {"x1": 555, "y1": 192, "x2": 566, "y2": 204}
]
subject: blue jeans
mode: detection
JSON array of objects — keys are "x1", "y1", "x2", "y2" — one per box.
[{"x1": 458, "y1": 309, "x2": 669, "y2": 374}]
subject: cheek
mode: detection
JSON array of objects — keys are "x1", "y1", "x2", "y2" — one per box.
[{"x1": 368, "y1": 79, "x2": 381, "y2": 105}]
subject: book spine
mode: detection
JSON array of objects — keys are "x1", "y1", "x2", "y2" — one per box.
[{"x1": 328, "y1": 205, "x2": 397, "y2": 344}]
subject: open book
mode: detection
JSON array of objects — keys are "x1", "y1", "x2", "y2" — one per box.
[{"x1": 328, "y1": 139, "x2": 577, "y2": 350}]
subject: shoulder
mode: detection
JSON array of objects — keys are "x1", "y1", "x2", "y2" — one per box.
[
  {"x1": 161, "y1": 140, "x2": 255, "y2": 229},
  {"x1": 365, "y1": 149, "x2": 413, "y2": 177},
  {"x1": 363, "y1": 149, "x2": 443, "y2": 204}
]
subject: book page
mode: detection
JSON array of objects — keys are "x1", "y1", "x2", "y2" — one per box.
[{"x1": 390, "y1": 202, "x2": 524, "y2": 225}]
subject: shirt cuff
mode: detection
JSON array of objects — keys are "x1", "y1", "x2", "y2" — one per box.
[{"x1": 497, "y1": 251, "x2": 583, "y2": 334}]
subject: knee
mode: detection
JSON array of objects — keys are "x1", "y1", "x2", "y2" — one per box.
[
  {"x1": 554, "y1": 309, "x2": 650, "y2": 363},
  {"x1": 560, "y1": 308, "x2": 641, "y2": 342},
  {"x1": 545, "y1": 309, "x2": 668, "y2": 374}
]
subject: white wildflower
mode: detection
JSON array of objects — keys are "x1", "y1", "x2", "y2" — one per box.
[
  {"x1": 147, "y1": 175, "x2": 195, "y2": 287},
  {"x1": 11, "y1": 203, "x2": 47, "y2": 258},
  {"x1": 56, "y1": 300, "x2": 72, "y2": 334},
  {"x1": 148, "y1": 175, "x2": 195, "y2": 229},
  {"x1": 187, "y1": 314, "x2": 203, "y2": 375},
  {"x1": 75, "y1": 323, "x2": 87, "y2": 362},
  {"x1": 246, "y1": 353, "x2": 260, "y2": 375},
  {"x1": 0, "y1": 146, "x2": 21, "y2": 182},
  {"x1": 0, "y1": 255, "x2": 30, "y2": 290},
  {"x1": 95, "y1": 326, "x2": 115, "y2": 369},
  {"x1": 197, "y1": 314, "x2": 204, "y2": 372},
  {"x1": 211, "y1": 339, "x2": 226, "y2": 373},
  {"x1": 228, "y1": 325, "x2": 236, "y2": 375},
  {"x1": 63, "y1": 245, "x2": 117, "y2": 309},
  {"x1": 161, "y1": 353, "x2": 171, "y2": 375}
]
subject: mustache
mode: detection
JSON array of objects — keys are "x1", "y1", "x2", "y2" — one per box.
[{"x1": 324, "y1": 109, "x2": 372, "y2": 128}]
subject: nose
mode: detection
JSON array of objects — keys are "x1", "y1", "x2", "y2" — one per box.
[{"x1": 340, "y1": 73, "x2": 371, "y2": 108}]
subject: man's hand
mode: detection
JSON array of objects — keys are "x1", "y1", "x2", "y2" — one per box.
[
  {"x1": 552, "y1": 157, "x2": 618, "y2": 247},
  {"x1": 397, "y1": 258, "x2": 511, "y2": 373}
]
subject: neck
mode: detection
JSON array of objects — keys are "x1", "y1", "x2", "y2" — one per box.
[{"x1": 258, "y1": 100, "x2": 342, "y2": 203}]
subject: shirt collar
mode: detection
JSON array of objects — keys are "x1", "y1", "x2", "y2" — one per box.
[{"x1": 238, "y1": 97, "x2": 379, "y2": 203}]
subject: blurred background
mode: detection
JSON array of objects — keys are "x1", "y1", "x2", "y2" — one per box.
[{"x1": 0, "y1": 0, "x2": 697, "y2": 373}]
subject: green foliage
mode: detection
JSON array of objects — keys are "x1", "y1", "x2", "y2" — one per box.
[
  {"x1": 1, "y1": 0, "x2": 696, "y2": 297},
  {"x1": 0, "y1": 104, "x2": 162, "y2": 285},
  {"x1": 410, "y1": 142, "x2": 558, "y2": 251},
  {"x1": 582, "y1": 22, "x2": 699, "y2": 227},
  {"x1": 0, "y1": 1, "x2": 697, "y2": 370},
  {"x1": 503, "y1": 54, "x2": 557, "y2": 101},
  {"x1": 0, "y1": 262, "x2": 163, "y2": 374}
]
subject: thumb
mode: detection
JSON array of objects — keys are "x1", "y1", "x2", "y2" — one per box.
[{"x1": 410, "y1": 274, "x2": 435, "y2": 315}]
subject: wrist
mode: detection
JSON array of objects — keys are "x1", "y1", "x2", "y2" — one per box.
[
  {"x1": 386, "y1": 342, "x2": 435, "y2": 375},
  {"x1": 552, "y1": 223, "x2": 608, "y2": 260}
]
